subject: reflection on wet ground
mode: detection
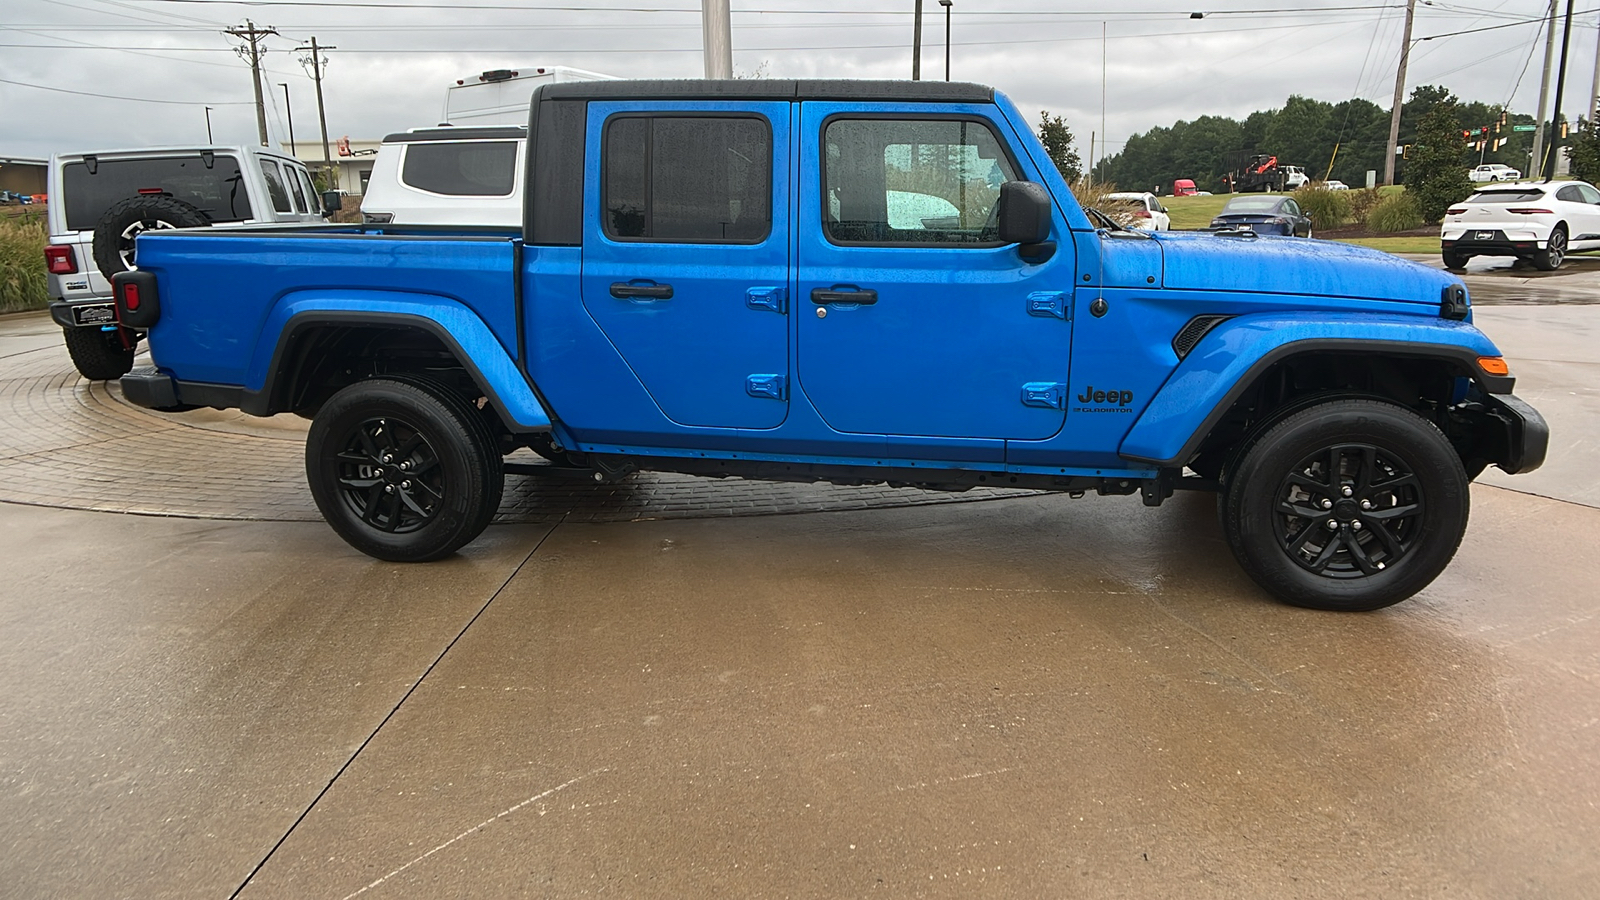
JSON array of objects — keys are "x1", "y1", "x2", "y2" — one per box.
[{"x1": 1401, "y1": 252, "x2": 1600, "y2": 305}]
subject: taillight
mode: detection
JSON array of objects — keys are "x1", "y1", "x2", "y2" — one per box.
[
  {"x1": 121, "y1": 282, "x2": 141, "y2": 312},
  {"x1": 1507, "y1": 208, "x2": 1553, "y2": 214},
  {"x1": 1132, "y1": 209, "x2": 1151, "y2": 218},
  {"x1": 44, "y1": 244, "x2": 77, "y2": 275},
  {"x1": 1446, "y1": 207, "x2": 1467, "y2": 215},
  {"x1": 137, "y1": 187, "x2": 165, "y2": 195}
]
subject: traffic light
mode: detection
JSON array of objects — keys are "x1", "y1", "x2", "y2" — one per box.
[
  {"x1": 1561, "y1": 120, "x2": 1569, "y2": 138},
  {"x1": 1497, "y1": 110, "x2": 1507, "y2": 133},
  {"x1": 1402, "y1": 144, "x2": 1411, "y2": 159}
]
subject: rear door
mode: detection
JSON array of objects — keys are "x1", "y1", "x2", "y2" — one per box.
[{"x1": 579, "y1": 101, "x2": 791, "y2": 429}]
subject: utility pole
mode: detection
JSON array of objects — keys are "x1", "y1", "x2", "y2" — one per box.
[
  {"x1": 226, "y1": 20, "x2": 278, "y2": 147},
  {"x1": 299, "y1": 37, "x2": 337, "y2": 189},
  {"x1": 1384, "y1": 0, "x2": 1416, "y2": 186},
  {"x1": 912, "y1": 0, "x2": 924, "y2": 80},
  {"x1": 279, "y1": 83, "x2": 296, "y2": 155},
  {"x1": 700, "y1": 0, "x2": 731, "y2": 79},
  {"x1": 1532, "y1": 0, "x2": 1558, "y2": 173},
  {"x1": 1588, "y1": 13, "x2": 1600, "y2": 120},
  {"x1": 1542, "y1": 0, "x2": 1578, "y2": 180}
]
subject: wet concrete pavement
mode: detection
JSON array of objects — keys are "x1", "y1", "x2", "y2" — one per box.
[{"x1": 2, "y1": 286, "x2": 1598, "y2": 898}]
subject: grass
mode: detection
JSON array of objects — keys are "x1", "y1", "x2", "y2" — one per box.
[
  {"x1": 1160, "y1": 185, "x2": 1407, "y2": 231},
  {"x1": 1334, "y1": 236, "x2": 1440, "y2": 254},
  {"x1": 0, "y1": 210, "x2": 49, "y2": 314}
]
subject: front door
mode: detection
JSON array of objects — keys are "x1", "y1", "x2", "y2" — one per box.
[
  {"x1": 580, "y1": 101, "x2": 791, "y2": 429},
  {"x1": 796, "y1": 105, "x2": 1075, "y2": 440}
]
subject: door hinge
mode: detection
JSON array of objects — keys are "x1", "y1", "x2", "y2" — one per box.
[
  {"x1": 1020, "y1": 382, "x2": 1069, "y2": 410},
  {"x1": 745, "y1": 286, "x2": 788, "y2": 314},
  {"x1": 746, "y1": 374, "x2": 788, "y2": 400},
  {"x1": 1027, "y1": 291, "x2": 1069, "y2": 320}
]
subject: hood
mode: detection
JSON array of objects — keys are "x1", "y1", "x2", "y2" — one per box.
[{"x1": 1148, "y1": 231, "x2": 1457, "y2": 307}]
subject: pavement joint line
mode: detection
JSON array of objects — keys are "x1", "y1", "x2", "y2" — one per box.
[
  {"x1": 1478, "y1": 480, "x2": 1600, "y2": 511},
  {"x1": 0, "y1": 423, "x2": 189, "y2": 463},
  {"x1": 227, "y1": 516, "x2": 566, "y2": 900}
]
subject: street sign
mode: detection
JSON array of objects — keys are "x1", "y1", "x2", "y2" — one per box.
[{"x1": 1513, "y1": 125, "x2": 1537, "y2": 132}]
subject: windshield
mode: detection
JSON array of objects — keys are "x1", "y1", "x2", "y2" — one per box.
[{"x1": 1466, "y1": 189, "x2": 1545, "y2": 204}]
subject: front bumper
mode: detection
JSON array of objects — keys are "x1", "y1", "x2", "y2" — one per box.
[{"x1": 1481, "y1": 392, "x2": 1549, "y2": 474}]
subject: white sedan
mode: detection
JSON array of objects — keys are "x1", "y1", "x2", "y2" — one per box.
[
  {"x1": 1104, "y1": 191, "x2": 1171, "y2": 231},
  {"x1": 1440, "y1": 180, "x2": 1600, "y2": 270}
]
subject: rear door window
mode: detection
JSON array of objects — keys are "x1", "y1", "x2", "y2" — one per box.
[
  {"x1": 259, "y1": 160, "x2": 294, "y2": 214},
  {"x1": 400, "y1": 141, "x2": 518, "y2": 196},
  {"x1": 293, "y1": 167, "x2": 321, "y2": 213},
  {"x1": 60, "y1": 155, "x2": 254, "y2": 230},
  {"x1": 282, "y1": 163, "x2": 310, "y2": 213},
  {"x1": 602, "y1": 116, "x2": 771, "y2": 243}
]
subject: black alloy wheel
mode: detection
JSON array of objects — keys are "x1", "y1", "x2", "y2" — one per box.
[
  {"x1": 1221, "y1": 398, "x2": 1469, "y2": 611},
  {"x1": 306, "y1": 378, "x2": 501, "y2": 561}
]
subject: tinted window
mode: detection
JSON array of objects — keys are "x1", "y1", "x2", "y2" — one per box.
[
  {"x1": 1579, "y1": 183, "x2": 1600, "y2": 204},
  {"x1": 823, "y1": 118, "x2": 1016, "y2": 245},
  {"x1": 259, "y1": 159, "x2": 293, "y2": 213},
  {"x1": 1467, "y1": 189, "x2": 1546, "y2": 204},
  {"x1": 603, "y1": 116, "x2": 771, "y2": 243},
  {"x1": 1556, "y1": 185, "x2": 1583, "y2": 203},
  {"x1": 294, "y1": 167, "x2": 320, "y2": 213},
  {"x1": 1221, "y1": 196, "x2": 1285, "y2": 213},
  {"x1": 401, "y1": 141, "x2": 518, "y2": 196},
  {"x1": 61, "y1": 156, "x2": 253, "y2": 230},
  {"x1": 283, "y1": 163, "x2": 310, "y2": 213}
]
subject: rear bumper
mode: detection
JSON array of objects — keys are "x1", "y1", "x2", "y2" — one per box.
[
  {"x1": 120, "y1": 366, "x2": 242, "y2": 412},
  {"x1": 48, "y1": 299, "x2": 118, "y2": 329},
  {"x1": 1441, "y1": 236, "x2": 1548, "y2": 258}
]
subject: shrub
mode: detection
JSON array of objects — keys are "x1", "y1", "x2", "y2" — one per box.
[
  {"x1": 0, "y1": 212, "x2": 49, "y2": 314},
  {"x1": 1346, "y1": 186, "x2": 1384, "y2": 224},
  {"x1": 1296, "y1": 185, "x2": 1351, "y2": 230},
  {"x1": 1367, "y1": 192, "x2": 1424, "y2": 233}
]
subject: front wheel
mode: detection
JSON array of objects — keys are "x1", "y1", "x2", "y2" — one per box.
[
  {"x1": 306, "y1": 378, "x2": 503, "y2": 561},
  {"x1": 1220, "y1": 399, "x2": 1469, "y2": 611}
]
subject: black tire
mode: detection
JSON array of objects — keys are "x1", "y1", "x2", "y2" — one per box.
[
  {"x1": 62, "y1": 326, "x2": 135, "y2": 380},
  {"x1": 306, "y1": 378, "x2": 503, "y2": 562},
  {"x1": 1220, "y1": 399, "x2": 1470, "y2": 611},
  {"x1": 1442, "y1": 250, "x2": 1470, "y2": 269},
  {"x1": 92, "y1": 195, "x2": 208, "y2": 280},
  {"x1": 1533, "y1": 224, "x2": 1567, "y2": 271}
]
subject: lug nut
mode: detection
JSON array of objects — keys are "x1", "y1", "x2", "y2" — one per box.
[
  {"x1": 384, "y1": 485, "x2": 395, "y2": 494},
  {"x1": 382, "y1": 454, "x2": 393, "y2": 464},
  {"x1": 400, "y1": 461, "x2": 412, "y2": 471},
  {"x1": 1327, "y1": 519, "x2": 1338, "y2": 530},
  {"x1": 1341, "y1": 485, "x2": 1353, "y2": 497},
  {"x1": 401, "y1": 480, "x2": 412, "y2": 489},
  {"x1": 1321, "y1": 499, "x2": 1333, "y2": 510},
  {"x1": 1361, "y1": 499, "x2": 1372, "y2": 510},
  {"x1": 1352, "y1": 521, "x2": 1363, "y2": 531}
]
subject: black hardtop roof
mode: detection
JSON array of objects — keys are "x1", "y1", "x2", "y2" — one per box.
[
  {"x1": 535, "y1": 79, "x2": 994, "y2": 104},
  {"x1": 381, "y1": 126, "x2": 527, "y2": 144}
]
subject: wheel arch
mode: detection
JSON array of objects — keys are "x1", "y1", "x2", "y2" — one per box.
[
  {"x1": 1120, "y1": 322, "x2": 1517, "y2": 475},
  {"x1": 241, "y1": 306, "x2": 551, "y2": 434}
]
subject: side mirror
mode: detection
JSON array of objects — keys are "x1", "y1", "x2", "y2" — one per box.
[
  {"x1": 997, "y1": 181, "x2": 1052, "y2": 245},
  {"x1": 321, "y1": 190, "x2": 343, "y2": 215}
]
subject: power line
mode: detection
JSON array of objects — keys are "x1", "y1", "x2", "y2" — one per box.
[
  {"x1": 118, "y1": 0, "x2": 1404, "y2": 14},
  {"x1": 0, "y1": 74, "x2": 252, "y2": 105}
]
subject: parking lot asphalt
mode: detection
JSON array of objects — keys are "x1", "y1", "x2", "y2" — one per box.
[{"x1": 2, "y1": 285, "x2": 1597, "y2": 898}]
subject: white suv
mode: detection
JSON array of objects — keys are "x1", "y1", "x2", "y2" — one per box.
[
  {"x1": 360, "y1": 127, "x2": 523, "y2": 227},
  {"x1": 44, "y1": 145, "x2": 329, "y2": 378},
  {"x1": 1104, "y1": 191, "x2": 1171, "y2": 231},
  {"x1": 1440, "y1": 180, "x2": 1600, "y2": 270}
]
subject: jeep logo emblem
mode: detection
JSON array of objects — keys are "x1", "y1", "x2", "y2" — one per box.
[{"x1": 1077, "y1": 385, "x2": 1134, "y2": 406}]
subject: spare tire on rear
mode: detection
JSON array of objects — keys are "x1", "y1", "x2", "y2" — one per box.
[{"x1": 92, "y1": 195, "x2": 209, "y2": 280}]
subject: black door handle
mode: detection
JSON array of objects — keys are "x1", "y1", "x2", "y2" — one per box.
[
  {"x1": 610, "y1": 282, "x2": 674, "y2": 300},
  {"x1": 810, "y1": 287, "x2": 878, "y2": 305}
]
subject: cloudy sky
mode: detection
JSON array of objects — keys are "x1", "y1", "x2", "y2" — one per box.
[{"x1": 3, "y1": 0, "x2": 1598, "y2": 165}]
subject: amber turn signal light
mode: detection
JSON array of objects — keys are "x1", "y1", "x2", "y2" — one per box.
[{"x1": 1477, "y1": 356, "x2": 1510, "y2": 376}]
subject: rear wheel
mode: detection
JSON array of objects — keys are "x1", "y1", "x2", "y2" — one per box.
[
  {"x1": 1220, "y1": 399, "x2": 1469, "y2": 611},
  {"x1": 306, "y1": 378, "x2": 503, "y2": 561},
  {"x1": 1534, "y1": 225, "x2": 1567, "y2": 271},
  {"x1": 1442, "y1": 249, "x2": 1470, "y2": 269},
  {"x1": 62, "y1": 326, "x2": 135, "y2": 380}
]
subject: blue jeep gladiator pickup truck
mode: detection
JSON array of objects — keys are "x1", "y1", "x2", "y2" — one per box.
[{"x1": 111, "y1": 80, "x2": 1546, "y2": 611}]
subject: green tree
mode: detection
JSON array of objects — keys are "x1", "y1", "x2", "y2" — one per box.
[
  {"x1": 1566, "y1": 117, "x2": 1600, "y2": 185},
  {"x1": 1037, "y1": 111, "x2": 1082, "y2": 183},
  {"x1": 1403, "y1": 97, "x2": 1473, "y2": 224}
]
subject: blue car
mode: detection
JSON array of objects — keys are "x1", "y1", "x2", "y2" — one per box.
[{"x1": 1211, "y1": 194, "x2": 1314, "y2": 237}]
